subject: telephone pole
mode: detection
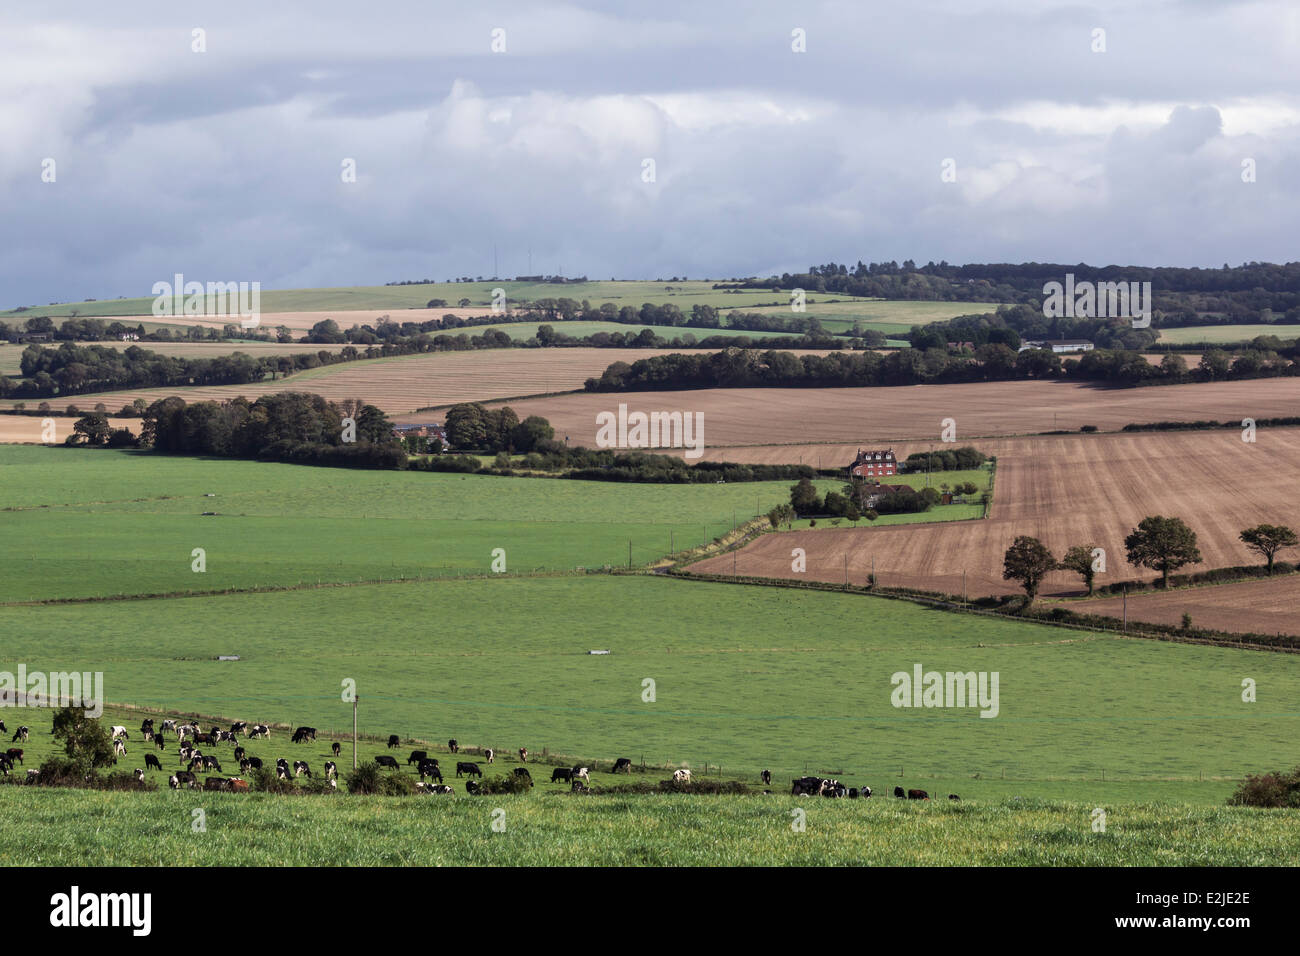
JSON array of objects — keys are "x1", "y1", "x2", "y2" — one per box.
[{"x1": 352, "y1": 695, "x2": 358, "y2": 771}]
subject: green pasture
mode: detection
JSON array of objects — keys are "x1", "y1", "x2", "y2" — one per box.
[
  {"x1": 1156, "y1": 324, "x2": 1300, "y2": 345},
  {"x1": 1, "y1": 786, "x2": 1294, "y2": 866}
]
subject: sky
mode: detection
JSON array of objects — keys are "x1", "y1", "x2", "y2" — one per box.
[{"x1": 3, "y1": 0, "x2": 1298, "y2": 307}]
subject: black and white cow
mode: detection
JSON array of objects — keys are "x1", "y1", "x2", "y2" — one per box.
[
  {"x1": 113, "y1": 739, "x2": 127, "y2": 758},
  {"x1": 331, "y1": 742, "x2": 341, "y2": 758},
  {"x1": 109, "y1": 725, "x2": 128, "y2": 740},
  {"x1": 276, "y1": 758, "x2": 290, "y2": 780},
  {"x1": 140, "y1": 719, "x2": 154, "y2": 736},
  {"x1": 613, "y1": 757, "x2": 632, "y2": 774},
  {"x1": 293, "y1": 761, "x2": 311, "y2": 778},
  {"x1": 248, "y1": 724, "x2": 270, "y2": 739},
  {"x1": 484, "y1": 748, "x2": 494, "y2": 764},
  {"x1": 760, "y1": 769, "x2": 771, "y2": 785},
  {"x1": 324, "y1": 761, "x2": 337, "y2": 780},
  {"x1": 418, "y1": 760, "x2": 443, "y2": 782},
  {"x1": 518, "y1": 748, "x2": 527, "y2": 763},
  {"x1": 175, "y1": 770, "x2": 197, "y2": 789},
  {"x1": 230, "y1": 721, "x2": 248, "y2": 735},
  {"x1": 133, "y1": 768, "x2": 145, "y2": 782},
  {"x1": 464, "y1": 780, "x2": 481, "y2": 795},
  {"x1": 291, "y1": 726, "x2": 316, "y2": 744},
  {"x1": 431, "y1": 785, "x2": 453, "y2": 794},
  {"x1": 11, "y1": 726, "x2": 29, "y2": 743}
]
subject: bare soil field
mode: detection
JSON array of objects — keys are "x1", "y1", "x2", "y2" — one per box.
[
  {"x1": 1073, "y1": 575, "x2": 1300, "y2": 637},
  {"x1": 506, "y1": 378, "x2": 1300, "y2": 452},
  {"x1": 0, "y1": 349, "x2": 704, "y2": 421},
  {"x1": 691, "y1": 428, "x2": 1300, "y2": 602}
]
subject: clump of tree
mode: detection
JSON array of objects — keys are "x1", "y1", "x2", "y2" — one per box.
[
  {"x1": 1228, "y1": 766, "x2": 1300, "y2": 808},
  {"x1": 1239, "y1": 524, "x2": 1298, "y2": 575},
  {"x1": 443, "y1": 402, "x2": 554, "y2": 453},
  {"x1": 1058, "y1": 544, "x2": 1103, "y2": 595},
  {"x1": 1002, "y1": 536, "x2": 1057, "y2": 604},
  {"x1": 1125, "y1": 516, "x2": 1202, "y2": 588},
  {"x1": 902, "y1": 446, "x2": 987, "y2": 472}
]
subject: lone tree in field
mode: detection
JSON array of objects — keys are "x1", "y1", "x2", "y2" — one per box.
[
  {"x1": 50, "y1": 707, "x2": 115, "y2": 771},
  {"x1": 1239, "y1": 524, "x2": 1299, "y2": 575},
  {"x1": 1059, "y1": 544, "x2": 1102, "y2": 595},
  {"x1": 1124, "y1": 516, "x2": 1202, "y2": 588},
  {"x1": 1002, "y1": 536, "x2": 1057, "y2": 604},
  {"x1": 789, "y1": 477, "x2": 822, "y2": 517}
]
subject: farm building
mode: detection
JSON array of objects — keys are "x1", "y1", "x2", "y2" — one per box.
[
  {"x1": 848, "y1": 448, "x2": 897, "y2": 479},
  {"x1": 1017, "y1": 339, "x2": 1094, "y2": 354},
  {"x1": 856, "y1": 480, "x2": 910, "y2": 508},
  {"x1": 391, "y1": 422, "x2": 447, "y2": 443}
]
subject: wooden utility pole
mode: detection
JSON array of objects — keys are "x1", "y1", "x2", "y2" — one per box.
[
  {"x1": 1122, "y1": 586, "x2": 1127, "y2": 631},
  {"x1": 352, "y1": 695, "x2": 358, "y2": 771},
  {"x1": 628, "y1": 540, "x2": 632, "y2": 569},
  {"x1": 962, "y1": 570, "x2": 967, "y2": 605}
]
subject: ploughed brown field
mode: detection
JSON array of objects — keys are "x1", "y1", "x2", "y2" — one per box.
[
  {"x1": 0, "y1": 349, "x2": 699, "y2": 421},
  {"x1": 690, "y1": 428, "x2": 1300, "y2": 602},
  {"x1": 1073, "y1": 576, "x2": 1300, "y2": 637},
  {"x1": 490, "y1": 379, "x2": 1300, "y2": 449}
]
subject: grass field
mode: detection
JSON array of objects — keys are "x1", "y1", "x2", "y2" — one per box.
[
  {"x1": 1157, "y1": 324, "x2": 1300, "y2": 345},
  {"x1": 0, "y1": 445, "x2": 800, "y2": 601},
  {"x1": 1, "y1": 787, "x2": 1292, "y2": 866}
]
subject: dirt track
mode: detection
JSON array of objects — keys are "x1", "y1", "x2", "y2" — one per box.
[{"x1": 691, "y1": 428, "x2": 1300, "y2": 602}]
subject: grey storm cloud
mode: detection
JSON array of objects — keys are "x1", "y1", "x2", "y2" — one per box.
[{"x1": 1, "y1": 0, "x2": 1298, "y2": 307}]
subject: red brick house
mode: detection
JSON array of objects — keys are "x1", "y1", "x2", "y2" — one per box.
[{"x1": 848, "y1": 448, "x2": 897, "y2": 480}]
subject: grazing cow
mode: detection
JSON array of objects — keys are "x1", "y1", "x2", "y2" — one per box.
[
  {"x1": 113, "y1": 739, "x2": 127, "y2": 758},
  {"x1": 5, "y1": 748, "x2": 24, "y2": 766},
  {"x1": 513, "y1": 768, "x2": 533, "y2": 786},
  {"x1": 110, "y1": 725, "x2": 128, "y2": 740},
  {"x1": 464, "y1": 780, "x2": 481, "y2": 795},
  {"x1": 203, "y1": 777, "x2": 230, "y2": 792},
  {"x1": 291, "y1": 726, "x2": 316, "y2": 743},
  {"x1": 192, "y1": 733, "x2": 215, "y2": 746},
  {"x1": 431, "y1": 785, "x2": 453, "y2": 794},
  {"x1": 418, "y1": 760, "x2": 443, "y2": 783},
  {"x1": 248, "y1": 724, "x2": 270, "y2": 739},
  {"x1": 0, "y1": 756, "x2": 12, "y2": 776},
  {"x1": 25, "y1": 769, "x2": 39, "y2": 782},
  {"x1": 671, "y1": 769, "x2": 690, "y2": 783},
  {"x1": 175, "y1": 771, "x2": 197, "y2": 789},
  {"x1": 202, "y1": 755, "x2": 222, "y2": 773},
  {"x1": 324, "y1": 761, "x2": 337, "y2": 780},
  {"x1": 245, "y1": 756, "x2": 263, "y2": 771},
  {"x1": 140, "y1": 719, "x2": 154, "y2": 735},
  {"x1": 168, "y1": 774, "x2": 179, "y2": 789},
  {"x1": 12, "y1": 726, "x2": 29, "y2": 742},
  {"x1": 860, "y1": 787, "x2": 872, "y2": 799},
  {"x1": 228, "y1": 779, "x2": 249, "y2": 792},
  {"x1": 822, "y1": 780, "x2": 847, "y2": 798},
  {"x1": 613, "y1": 757, "x2": 632, "y2": 774},
  {"x1": 907, "y1": 789, "x2": 929, "y2": 800},
  {"x1": 791, "y1": 776, "x2": 827, "y2": 796},
  {"x1": 550, "y1": 767, "x2": 573, "y2": 783},
  {"x1": 448, "y1": 739, "x2": 458, "y2": 754},
  {"x1": 407, "y1": 750, "x2": 429, "y2": 766},
  {"x1": 178, "y1": 744, "x2": 195, "y2": 764},
  {"x1": 133, "y1": 768, "x2": 145, "y2": 782},
  {"x1": 760, "y1": 769, "x2": 771, "y2": 785},
  {"x1": 233, "y1": 746, "x2": 246, "y2": 762},
  {"x1": 332, "y1": 742, "x2": 341, "y2": 758},
  {"x1": 293, "y1": 761, "x2": 311, "y2": 778},
  {"x1": 484, "y1": 748, "x2": 494, "y2": 764},
  {"x1": 161, "y1": 719, "x2": 177, "y2": 734},
  {"x1": 572, "y1": 767, "x2": 590, "y2": 783},
  {"x1": 0, "y1": 720, "x2": 5, "y2": 733},
  {"x1": 848, "y1": 788, "x2": 859, "y2": 799},
  {"x1": 144, "y1": 753, "x2": 162, "y2": 772},
  {"x1": 893, "y1": 786, "x2": 906, "y2": 799},
  {"x1": 570, "y1": 779, "x2": 589, "y2": 793},
  {"x1": 276, "y1": 758, "x2": 290, "y2": 776},
  {"x1": 154, "y1": 734, "x2": 166, "y2": 751},
  {"x1": 456, "y1": 762, "x2": 482, "y2": 778},
  {"x1": 948, "y1": 794, "x2": 961, "y2": 801},
  {"x1": 387, "y1": 735, "x2": 400, "y2": 749},
  {"x1": 187, "y1": 757, "x2": 205, "y2": 774},
  {"x1": 374, "y1": 755, "x2": 400, "y2": 770},
  {"x1": 518, "y1": 748, "x2": 527, "y2": 763},
  {"x1": 230, "y1": 721, "x2": 248, "y2": 735},
  {"x1": 239, "y1": 758, "x2": 251, "y2": 774}
]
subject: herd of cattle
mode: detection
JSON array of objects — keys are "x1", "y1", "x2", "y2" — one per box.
[{"x1": 2, "y1": 718, "x2": 957, "y2": 800}]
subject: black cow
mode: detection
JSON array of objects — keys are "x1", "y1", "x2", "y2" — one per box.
[
  {"x1": 374, "y1": 755, "x2": 400, "y2": 770},
  {"x1": 407, "y1": 750, "x2": 429, "y2": 766},
  {"x1": 175, "y1": 770, "x2": 198, "y2": 788},
  {"x1": 245, "y1": 756, "x2": 263, "y2": 771},
  {"x1": 0, "y1": 756, "x2": 12, "y2": 776},
  {"x1": 233, "y1": 746, "x2": 246, "y2": 762},
  {"x1": 465, "y1": 780, "x2": 481, "y2": 794},
  {"x1": 848, "y1": 788, "x2": 859, "y2": 799},
  {"x1": 331, "y1": 742, "x2": 341, "y2": 758},
  {"x1": 140, "y1": 719, "x2": 154, "y2": 735},
  {"x1": 513, "y1": 768, "x2": 534, "y2": 787},
  {"x1": 144, "y1": 753, "x2": 162, "y2": 772},
  {"x1": 550, "y1": 767, "x2": 573, "y2": 783},
  {"x1": 154, "y1": 734, "x2": 166, "y2": 751},
  {"x1": 948, "y1": 794, "x2": 961, "y2": 801},
  {"x1": 612, "y1": 757, "x2": 632, "y2": 774},
  {"x1": 201, "y1": 755, "x2": 222, "y2": 772},
  {"x1": 455, "y1": 762, "x2": 482, "y2": 778},
  {"x1": 760, "y1": 769, "x2": 771, "y2": 785},
  {"x1": 418, "y1": 760, "x2": 443, "y2": 782},
  {"x1": 893, "y1": 786, "x2": 906, "y2": 798},
  {"x1": 907, "y1": 789, "x2": 929, "y2": 800},
  {"x1": 447, "y1": 739, "x2": 458, "y2": 753},
  {"x1": 822, "y1": 781, "x2": 848, "y2": 798},
  {"x1": 291, "y1": 727, "x2": 316, "y2": 744},
  {"x1": 791, "y1": 776, "x2": 826, "y2": 796},
  {"x1": 5, "y1": 748, "x2": 23, "y2": 766},
  {"x1": 387, "y1": 735, "x2": 400, "y2": 749},
  {"x1": 860, "y1": 786, "x2": 872, "y2": 798}
]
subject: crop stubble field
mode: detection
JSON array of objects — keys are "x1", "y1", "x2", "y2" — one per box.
[{"x1": 692, "y1": 429, "x2": 1300, "y2": 613}]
